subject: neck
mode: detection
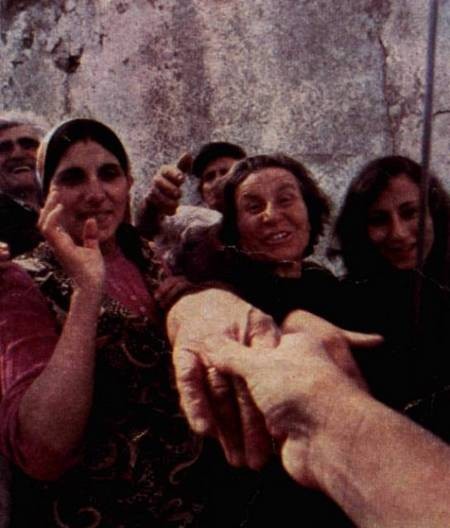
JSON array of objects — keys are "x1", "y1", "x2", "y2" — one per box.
[
  {"x1": 100, "y1": 236, "x2": 118, "y2": 257},
  {"x1": 275, "y1": 259, "x2": 302, "y2": 278}
]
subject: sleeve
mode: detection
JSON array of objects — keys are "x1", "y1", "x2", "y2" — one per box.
[{"x1": 0, "y1": 264, "x2": 59, "y2": 470}]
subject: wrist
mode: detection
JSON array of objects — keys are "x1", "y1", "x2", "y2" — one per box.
[{"x1": 305, "y1": 380, "x2": 374, "y2": 492}]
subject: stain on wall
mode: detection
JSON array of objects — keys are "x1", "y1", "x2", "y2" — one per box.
[{"x1": 1, "y1": 0, "x2": 448, "y2": 234}]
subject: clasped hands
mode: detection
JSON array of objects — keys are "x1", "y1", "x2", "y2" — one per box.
[{"x1": 167, "y1": 289, "x2": 382, "y2": 473}]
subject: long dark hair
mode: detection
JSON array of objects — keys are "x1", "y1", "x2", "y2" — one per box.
[
  {"x1": 220, "y1": 153, "x2": 330, "y2": 258},
  {"x1": 332, "y1": 155, "x2": 450, "y2": 282}
]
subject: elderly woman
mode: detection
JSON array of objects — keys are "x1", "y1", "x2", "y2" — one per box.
[
  {"x1": 0, "y1": 118, "x2": 260, "y2": 527},
  {"x1": 332, "y1": 155, "x2": 450, "y2": 434},
  {"x1": 176, "y1": 153, "x2": 361, "y2": 526},
  {"x1": 182, "y1": 153, "x2": 342, "y2": 325}
]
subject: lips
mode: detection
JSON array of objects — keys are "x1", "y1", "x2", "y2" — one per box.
[
  {"x1": 4, "y1": 158, "x2": 35, "y2": 174},
  {"x1": 262, "y1": 230, "x2": 292, "y2": 245}
]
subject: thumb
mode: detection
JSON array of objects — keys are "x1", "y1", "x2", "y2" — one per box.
[
  {"x1": 195, "y1": 336, "x2": 259, "y2": 380},
  {"x1": 245, "y1": 308, "x2": 280, "y2": 348},
  {"x1": 342, "y1": 329, "x2": 384, "y2": 349},
  {"x1": 176, "y1": 152, "x2": 193, "y2": 174},
  {"x1": 83, "y1": 218, "x2": 100, "y2": 250}
]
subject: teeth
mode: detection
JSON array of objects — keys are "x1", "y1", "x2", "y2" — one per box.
[
  {"x1": 12, "y1": 166, "x2": 32, "y2": 173},
  {"x1": 267, "y1": 232, "x2": 289, "y2": 242}
]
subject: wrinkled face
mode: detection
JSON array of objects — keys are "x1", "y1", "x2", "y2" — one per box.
[
  {"x1": 49, "y1": 140, "x2": 131, "y2": 250},
  {"x1": 0, "y1": 125, "x2": 41, "y2": 209},
  {"x1": 200, "y1": 156, "x2": 237, "y2": 211},
  {"x1": 236, "y1": 167, "x2": 311, "y2": 275},
  {"x1": 367, "y1": 174, "x2": 434, "y2": 270}
]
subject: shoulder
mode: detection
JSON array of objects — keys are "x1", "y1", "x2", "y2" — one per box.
[
  {"x1": 0, "y1": 262, "x2": 37, "y2": 291},
  {"x1": 302, "y1": 260, "x2": 338, "y2": 286}
]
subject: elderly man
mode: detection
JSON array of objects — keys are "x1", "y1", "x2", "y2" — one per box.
[
  {"x1": 0, "y1": 115, "x2": 44, "y2": 257},
  {"x1": 0, "y1": 113, "x2": 45, "y2": 528}
]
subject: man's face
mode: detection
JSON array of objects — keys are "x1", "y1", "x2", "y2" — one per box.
[
  {"x1": 0, "y1": 125, "x2": 41, "y2": 210},
  {"x1": 200, "y1": 156, "x2": 238, "y2": 211}
]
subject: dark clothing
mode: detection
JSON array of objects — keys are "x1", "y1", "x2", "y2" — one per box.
[
  {"x1": 182, "y1": 247, "x2": 352, "y2": 527},
  {"x1": 0, "y1": 192, "x2": 41, "y2": 257},
  {"x1": 342, "y1": 269, "x2": 450, "y2": 440}
]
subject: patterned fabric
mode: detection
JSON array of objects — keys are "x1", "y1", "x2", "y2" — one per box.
[{"x1": 11, "y1": 231, "x2": 208, "y2": 527}]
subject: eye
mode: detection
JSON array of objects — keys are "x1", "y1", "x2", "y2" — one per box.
[
  {"x1": 0, "y1": 140, "x2": 13, "y2": 154},
  {"x1": 243, "y1": 199, "x2": 264, "y2": 215},
  {"x1": 99, "y1": 163, "x2": 123, "y2": 181},
  {"x1": 202, "y1": 170, "x2": 215, "y2": 183},
  {"x1": 399, "y1": 204, "x2": 419, "y2": 221},
  {"x1": 54, "y1": 167, "x2": 85, "y2": 186},
  {"x1": 277, "y1": 193, "x2": 295, "y2": 206},
  {"x1": 367, "y1": 211, "x2": 388, "y2": 227},
  {"x1": 18, "y1": 137, "x2": 40, "y2": 151}
]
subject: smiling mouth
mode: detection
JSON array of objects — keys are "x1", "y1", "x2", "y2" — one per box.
[{"x1": 263, "y1": 231, "x2": 292, "y2": 245}]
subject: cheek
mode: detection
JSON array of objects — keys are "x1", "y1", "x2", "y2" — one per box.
[
  {"x1": 367, "y1": 225, "x2": 386, "y2": 245},
  {"x1": 237, "y1": 214, "x2": 257, "y2": 247}
]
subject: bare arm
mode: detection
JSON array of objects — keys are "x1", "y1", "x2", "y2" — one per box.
[
  {"x1": 193, "y1": 328, "x2": 450, "y2": 528},
  {"x1": 15, "y1": 192, "x2": 104, "y2": 480}
]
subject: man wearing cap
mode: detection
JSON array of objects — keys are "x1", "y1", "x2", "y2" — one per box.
[{"x1": 136, "y1": 141, "x2": 246, "y2": 274}]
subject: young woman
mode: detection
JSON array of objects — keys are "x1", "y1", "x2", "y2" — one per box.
[
  {"x1": 333, "y1": 155, "x2": 450, "y2": 435},
  {"x1": 0, "y1": 118, "x2": 251, "y2": 527}
]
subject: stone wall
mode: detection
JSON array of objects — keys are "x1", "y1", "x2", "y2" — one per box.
[{"x1": 1, "y1": 0, "x2": 448, "y2": 231}]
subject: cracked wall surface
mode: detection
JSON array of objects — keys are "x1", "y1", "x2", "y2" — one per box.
[{"x1": 1, "y1": 0, "x2": 448, "y2": 223}]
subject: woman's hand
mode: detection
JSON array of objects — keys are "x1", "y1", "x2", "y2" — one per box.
[
  {"x1": 38, "y1": 190, "x2": 105, "y2": 296},
  {"x1": 167, "y1": 288, "x2": 279, "y2": 469},
  {"x1": 282, "y1": 310, "x2": 383, "y2": 390}
]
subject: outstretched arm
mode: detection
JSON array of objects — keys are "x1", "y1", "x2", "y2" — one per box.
[
  {"x1": 167, "y1": 288, "x2": 279, "y2": 469},
  {"x1": 192, "y1": 326, "x2": 450, "y2": 528}
]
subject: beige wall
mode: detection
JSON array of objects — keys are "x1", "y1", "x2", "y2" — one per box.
[{"x1": 1, "y1": 0, "x2": 448, "y2": 239}]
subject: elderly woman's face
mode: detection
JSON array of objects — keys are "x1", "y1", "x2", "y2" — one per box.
[
  {"x1": 49, "y1": 139, "x2": 130, "y2": 247},
  {"x1": 235, "y1": 167, "x2": 310, "y2": 273},
  {"x1": 367, "y1": 174, "x2": 434, "y2": 269}
]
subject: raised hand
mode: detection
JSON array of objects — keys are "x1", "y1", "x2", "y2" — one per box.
[
  {"x1": 144, "y1": 153, "x2": 192, "y2": 217},
  {"x1": 38, "y1": 190, "x2": 105, "y2": 295}
]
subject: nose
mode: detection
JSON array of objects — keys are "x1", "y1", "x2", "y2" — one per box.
[
  {"x1": 261, "y1": 201, "x2": 281, "y2": 224},
  {"x1": 390, "y1": 213, "x2": 408, "y2": 240},
  {"x1": 85, "y1": 175, "x2": 106, "y2": 203}
]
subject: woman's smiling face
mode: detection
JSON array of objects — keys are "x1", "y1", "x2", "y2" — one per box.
[
  {"x1": 49, "y1": 139, "x2": 131, "y2": 251},
  {"x1": 367, "y1": 174, "x2": 434, "y2": 270},
  {"x1": 235, "y1": 167, "x2": 311, "y2": 275}
]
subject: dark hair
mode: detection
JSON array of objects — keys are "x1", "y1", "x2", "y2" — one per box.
[
  {"x1": 192, "y1": 141, "x2": 246, "y2": 180},
  {"x1": 332, "y1": 155, "x2": 450, "y2": 280},
  {"x1": 37, "y1": 118, "x2": 130, "y2": 197},
  {"x1": 220, "y1": 153, "x2": 330, "y2": 258}
]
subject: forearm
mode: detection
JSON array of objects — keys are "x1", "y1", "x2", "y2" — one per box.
[
  {"x1": 17, "y1": 288, "x2": 101, "y2": 479},
  {"x1": 289, "y1": 382, "x2": 450, "y2": 528},
  {"x1": 135, "y1": 199, "x2": 163, "y2": 239}
]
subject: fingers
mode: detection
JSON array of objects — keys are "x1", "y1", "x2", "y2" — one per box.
[
  {"x1": 206, "y1": 367, "x2": 246, "y2": 467},
  {"x1": 176, "y1": 152, "x2": 193, "y2": 173},
  {"x1": 172, "y1": 344, "x2": 215, "y2": 435},
  {"x1": 233, "y1": 376, "x2": 273, "y2": 469},
  {"x1": 148, "y1": 166, "x2": 185, "y2": 215},
  {"x1": 342, "y1": 329, "x2": 384, "y2": 348},
  {"x1": 245, "y1": 308, "x2": 281, "y2": 347},
  {"x1": 83, "y1": 218, "x2": 100, "y2": 250}
]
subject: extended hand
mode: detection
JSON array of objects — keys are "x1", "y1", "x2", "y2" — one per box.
[{"x1": 167, "y1": 288, "x2": 279, "y2": 469}]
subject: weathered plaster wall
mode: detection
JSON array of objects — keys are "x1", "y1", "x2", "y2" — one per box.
[{"x1": 1, "y1": 0, "x2": 448, "y2": 226}]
